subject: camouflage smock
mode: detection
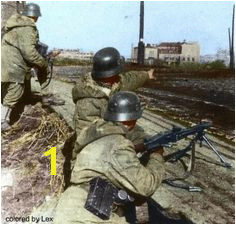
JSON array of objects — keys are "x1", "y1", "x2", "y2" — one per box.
[
  {"x1": 1, "y1": 14, "x2": 47, "y2": 83},
  {"x1": 54, "y1": 119, "x2": 165, "y2": 224},
  {"x1": 72, "y1": 71, "x2": 149, "y2": 134}
]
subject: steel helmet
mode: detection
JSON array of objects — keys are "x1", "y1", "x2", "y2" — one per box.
[
  {"x1": 23, "y1": 3, "x2": 42, "y2": 17},
  {"x1": 104, "y1": 91, "x2": 142, "y2": 122},
  {"x1": 91, "y1": 47, "x2": 123, "y2": 80}
]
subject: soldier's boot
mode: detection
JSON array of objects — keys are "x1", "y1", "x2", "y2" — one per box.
[
  {"x1": 1, "y1": 105, "x2": 12, "y2": 133},
  {"x1": 42, "y1": 94, "x2": 65, "y2": 106}
]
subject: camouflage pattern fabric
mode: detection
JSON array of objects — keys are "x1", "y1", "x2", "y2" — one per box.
[
  {"x1": 1, "y1": 82, "x2": 24, "y2": 108},
  {"x1": 1, "y1": 14, "x2": 48, "y2": 84},
  {"x1": 72, "y1": 71, "x2": 149, "y2": 134},
  {"x1": 54, "y1": 119, "x2": 164, "y2": 224}
]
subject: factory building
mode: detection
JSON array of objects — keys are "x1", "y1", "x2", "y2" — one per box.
[{"x1": 131, "y1": 41, "x2": 200, "y2": 65}]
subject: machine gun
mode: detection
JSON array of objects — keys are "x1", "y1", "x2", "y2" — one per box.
[
  {"x1": 34, "y1": 42, "x2": 61, "y2": 89},
  {"x1": 137, "y1": 121, "x2": 231, "y2": 192}
]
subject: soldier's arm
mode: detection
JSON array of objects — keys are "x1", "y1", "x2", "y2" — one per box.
[
  {"x1": 110, "y1": 138, "x2": 165, "y2": 197},
  {"x1": 119, "y1": 70, "x2": 149, "y2": 91},
  {"x1": 72, "y1": 82, "x2": 82, "y2": 104},
  {"x1": 18, "y1": 27, "x2": 47, "y2": 69}
]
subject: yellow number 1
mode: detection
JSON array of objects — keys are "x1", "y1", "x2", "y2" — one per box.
[{"x1": 44, "y1": 147, "x2": 56, "y2": 175}]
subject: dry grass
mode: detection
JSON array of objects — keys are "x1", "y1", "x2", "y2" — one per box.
[{"x1": 1, "y1": 104, "x2": 73, "y2": 219}]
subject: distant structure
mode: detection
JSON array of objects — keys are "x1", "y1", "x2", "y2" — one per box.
[
  {"x1": 200, "y1": 49, "x2": 230, "y2": 66},
  {"x1": 131, "y1": 41, "x2": 200, "y2": 65},
  {"x1": 58, "y1": 49, "x2": 94, "y2": 61},
  {"x1": 1, "y1": 1, "x2": 25, "y2": 29},
  {"x1": 137, "y1": 1, "x2": 145, "y2": 65}
]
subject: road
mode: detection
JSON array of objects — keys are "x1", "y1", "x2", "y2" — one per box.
[{"x1": 31, "y1": 77, "x2": 235, "y2": 223}]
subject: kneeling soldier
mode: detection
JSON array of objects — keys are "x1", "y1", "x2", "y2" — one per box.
[{"x1": 54, "y1": 91, "x2": 165, "y2": 224}]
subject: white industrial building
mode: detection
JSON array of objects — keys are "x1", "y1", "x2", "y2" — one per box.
[
  {"x1": 131, "y1": 42, "x2": 200, "y2": 64},
  {"x1": 58, "y1": 49, "x2": 94, "y2": 61}
]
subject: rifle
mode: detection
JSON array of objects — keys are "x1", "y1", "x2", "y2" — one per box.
[
  {"x1": 136, "y1": 121, "x2": 231, "y2": 192},
  {"x1": 33, "y1": 42, "x2": 61, "y2": 89}
]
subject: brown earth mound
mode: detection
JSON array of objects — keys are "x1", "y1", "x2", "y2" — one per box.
[{"x1": 1, "y1": 103, "x2": 73, "y2": 223}]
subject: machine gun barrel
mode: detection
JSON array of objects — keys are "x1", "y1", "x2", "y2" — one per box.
[{"x1": 144, "y1": 122, "x2": 212, "y2": 153}]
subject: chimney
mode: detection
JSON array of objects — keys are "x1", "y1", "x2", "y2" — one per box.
[{"x1": 137, "y1": 1, "x2": 145, "y2": 65}]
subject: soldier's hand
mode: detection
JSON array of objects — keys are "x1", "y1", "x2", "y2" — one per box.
[
  {"x1": 49, "y1": 50, "x2": 61, "y2": 58},
  {"x1": 147, "y1": 68, "x2": 156, "y2": 80},
  {"x1": 134, "y1": 142, "x2": 145, "y2": 153}
]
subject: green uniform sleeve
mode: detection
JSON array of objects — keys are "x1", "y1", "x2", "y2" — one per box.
[
  {"x1": 72, "y1": 78, "x2": 83, "y2": 103},
  {"x1": 119, "y1": 70, "x2": 149, "y2": 91},
  {"x1": 110, "y1": 138, "x2": 165, "y2": 197},
  {"x1": 18, "y1": 26, "x2": 47, "y2": 69}
]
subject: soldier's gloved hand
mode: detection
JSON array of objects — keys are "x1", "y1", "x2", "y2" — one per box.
[
  {"x1": 134, "y1": 142, "x2": 145, "y2": 153},
  {"x1": 147, "y1": 68, "x2": 156, "y2": 80}
]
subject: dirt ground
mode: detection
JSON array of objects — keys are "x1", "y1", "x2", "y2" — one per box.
[
  {"x1": 1, "y1": 104, "x2": 73, "y2": 223},
  {"x1": 1, "y1": 65, "x2": 235, "y2": 224},
  {"x1": 138, "y1": 68, "x2": 235, "y2": 138}
]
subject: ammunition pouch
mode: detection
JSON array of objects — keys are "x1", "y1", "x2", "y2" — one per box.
[{"x1": 84, "y1": 177, "x2": 134, "y2": 220}]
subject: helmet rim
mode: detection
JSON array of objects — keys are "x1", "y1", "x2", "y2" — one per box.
[
  {"x1": 91, "y1": 64, "x2": 122, "y2": 80},
  {"x1": 104, "y1": 110, "x2": 143, "y2": 122},
  {"x1": 91, "y1": 47, "x2": 123, "y2": 80},
  {"x1": 104, "y1": 91, "x2": 143, "y2": 122}
]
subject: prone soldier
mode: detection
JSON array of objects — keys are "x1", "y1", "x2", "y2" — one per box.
[{"x1": 54, "y1": 91, "x2": 165, "y2": 224}]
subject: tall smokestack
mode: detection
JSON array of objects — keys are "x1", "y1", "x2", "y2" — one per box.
[
  {"x1": 229, "y1": 5, "x2": 235, "y2": 69},
  {"x1": 228, "y1": 28, "x2": 232, "y2": 61},
  {"x1": 137, "y1": 1, "x2": 145, "y2": 65}
]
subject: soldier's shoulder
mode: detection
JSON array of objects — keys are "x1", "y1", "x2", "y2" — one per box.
[
  {"x1": 6, "y1": 14, "x2": 36, "y2": 29},
  {"x1": 133, "y1": 124, "x2": 145, "y2": 133},
  {"x1": 75, "y1": 72, "x2": 92, "y2": 83}
]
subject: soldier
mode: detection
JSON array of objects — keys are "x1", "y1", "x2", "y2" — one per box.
[
  {"x1": 70, "y1": 47, "x2": 155, "y2": 168},
  {"x1": 72, "y1": 47, "x2": 155, "y2": 135},
  {"x1": 54, "y1": 91, "x2": 165, "y2": 224},
  {"x1": 1, "y1": 3, "x2": 49, "y2": 132}
]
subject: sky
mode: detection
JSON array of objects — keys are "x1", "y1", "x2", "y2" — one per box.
[{"x1": 31, "y1": 0, "x2": 235, "y2": 58}]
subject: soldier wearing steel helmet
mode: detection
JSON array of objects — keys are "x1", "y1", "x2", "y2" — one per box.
[
  {"x1": 54, "y1": 92, "x2": 165, "y2": 224},
  {"x1": 70, "y1": 47, "x2": 155, "y2": 171},
  {"x1": 72, "y1": 47, "x2": 155, "y2": 136},
  {"x1": 1, "y1": 3, "x2": 48, "y2": 132}
]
